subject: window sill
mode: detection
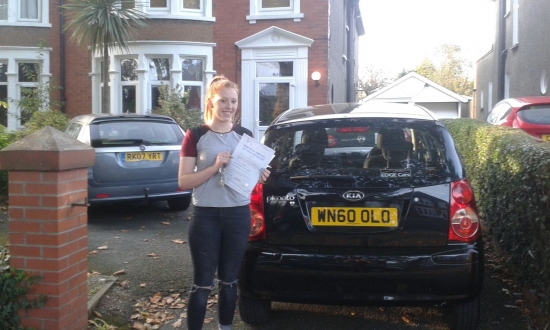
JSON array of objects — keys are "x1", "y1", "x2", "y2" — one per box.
[
  {"x1": 246, "y1": 13, "x2": 303, "y2": 24},
  {"x1": 147, "y1": 15, "x2": 215, "y2": 22},
  {"x1": 0, "y1": 22, "x2": 51, "y2": 27}
]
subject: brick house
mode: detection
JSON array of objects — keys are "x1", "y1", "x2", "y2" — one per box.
[
  {"x1": 474, "y1": 0, "x2": 550, "y2": 120},
  {"x1": 1, "y1": 0, "x2": 364, "y2": 139}
]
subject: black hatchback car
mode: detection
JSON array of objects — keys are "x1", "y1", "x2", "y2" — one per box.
[{"x1": 239, "y1": 102, "x2": 484, "y2": 330}]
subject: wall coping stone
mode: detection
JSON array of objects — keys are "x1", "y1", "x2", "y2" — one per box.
[{"x1": 0, "y1": 127, "x2": 95, "y2": 171}]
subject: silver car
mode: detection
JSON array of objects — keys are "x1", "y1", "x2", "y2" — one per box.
[{"x1": 64, "y1": 114, "x2": 191, "y2": 211}]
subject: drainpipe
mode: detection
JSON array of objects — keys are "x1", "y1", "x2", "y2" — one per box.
[
  {"x1": 497, "y1": 0, "x2": 507, "y2": 102},
  {"x1": 59, "y1": 0, "x2": 66, "y2": 113},
  {"x1": 345, "y1": 0, "x2": 354, "y2": 102}
]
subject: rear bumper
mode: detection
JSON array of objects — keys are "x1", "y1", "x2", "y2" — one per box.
[
  {"x1": 88, "y1": 181, "x2": 191, "y2": 204},
  {"x1": 239, "y1": 239, "x2": 484, "y2": 306}
]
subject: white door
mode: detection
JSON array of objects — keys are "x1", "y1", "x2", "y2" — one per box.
[{"x1": 254, "y1": 79, "x2": 294, "y2": 139}]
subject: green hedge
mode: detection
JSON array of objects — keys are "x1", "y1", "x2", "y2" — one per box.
[{"x1": 441, "y1": 118, "x2": 550, "y2": 316}]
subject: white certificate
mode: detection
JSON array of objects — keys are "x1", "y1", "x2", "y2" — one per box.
[{"x1": 224, "y1": 134, "x2": 275, "y2": 197}]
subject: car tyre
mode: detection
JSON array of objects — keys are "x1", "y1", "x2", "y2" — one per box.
[
  {"x1": 167, "y1": 195, "x2": 191, "y2": 211},
  {"x1": 449, "y1": 295, "x2": 480, "y2": 330},
  {"x1": 238, "y1": 295, "x2": 271, "y2": 325}
]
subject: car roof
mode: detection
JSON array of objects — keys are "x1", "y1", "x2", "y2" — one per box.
[
  {"x1": 271, "y1": 102, "x2": 439, "y2": 126},
  {"x1": 69, "y1": 113, "x2": 176, "y2": 124},
  {"x1": 500, "y1": 96, "x2": 550, "y2": 108}
]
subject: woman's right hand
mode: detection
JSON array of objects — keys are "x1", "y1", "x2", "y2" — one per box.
[{"x1": 215, "y1": 151, "x2": 232, "y2": 170}]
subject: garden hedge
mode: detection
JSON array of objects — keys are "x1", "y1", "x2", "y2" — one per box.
[{"x1": 441, "y1": 118, "x2": 550, "y2": 318}]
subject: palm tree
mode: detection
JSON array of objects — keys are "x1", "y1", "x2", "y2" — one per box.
[{"x1": 62, "y1": 0, "x2": 147, "y2": 113}]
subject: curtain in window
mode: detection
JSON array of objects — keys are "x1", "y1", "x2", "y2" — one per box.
[
  {"x1": 21, "y1": 0, "x2": 38, "y2": 19},
  {"x1": 0, "y1": 0, "x2": 8, "y2": 20}
]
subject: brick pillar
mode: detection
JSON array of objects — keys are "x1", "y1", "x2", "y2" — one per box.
[{"x1": 0, "y1": 127, "x2": 95, "y2": 330}]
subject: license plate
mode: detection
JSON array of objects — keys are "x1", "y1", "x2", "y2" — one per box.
[
  {"x1": 311, "y1": 207, "x2": 398, "y2": 227},
  {"x1": 541, "y1": 134, "x2": 550, "y2": 142},
  {"x1": 124, "y1": 152, "x2": 163, "y2": 162}
]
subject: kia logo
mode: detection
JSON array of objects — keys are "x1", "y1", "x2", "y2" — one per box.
[{"x1": 342, "y1": 190, "x2": 365, "y2": 201}]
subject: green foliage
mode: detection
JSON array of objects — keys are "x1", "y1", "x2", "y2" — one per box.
[
  {"x1": 441, "y1": 118, "x2": 550, "y2": 317},
  {"x1": 152, "y1": 84, "x2": 203, "y2": 131},
  {"x1": 415, "y1": 44, "x2": 474, "y2": 96},
  {"x1": 0, "y1": 266, "x2": 46, "y2": 330},
  {"x1": 88, "y1": 318, "x2": 117, "y2": 330},
  {"x1": 358, "y1": 66, "x2": 390, "y2": 99}
]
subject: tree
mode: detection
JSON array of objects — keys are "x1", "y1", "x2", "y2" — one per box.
[
  {"x1": 62, "y1": 0, "x2": 147, "y2": 113},
  {"x1": 152, "y1": 83, "x2": 203, "y2": 131},
  {"x1": 415, "y1": 44, "x2": 474, "y2": 96},
  {"x1": 357, "y1": 66, "x2": 391, "y2": 100}
]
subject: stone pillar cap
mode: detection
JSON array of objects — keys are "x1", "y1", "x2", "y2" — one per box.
[{"x1": 0, "y1": 127, "x2": 95, "y2": 171}]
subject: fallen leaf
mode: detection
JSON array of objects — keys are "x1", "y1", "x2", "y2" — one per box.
[
  {"x1": 119, "y1": 280, "x2": 129, "y2": 288},
  {"x1": 91, "y1": 271, "x2": 101, "y2": 275},
  {"x1": 140, "y1": 283, "x2": 147, "y2": 288},
  {"x1": 150, "y1": 292, "x2": 163, "y2": 304},
  {"x1": 113, "y1": 269, "x2": 126, "y2": 275},
  {"x1": 171, "y1": 239, "x2": 186, "y2": 244},
  {"x1": 401, "y1": 314, "x2": 412, "y2": 323},
  {"x1": 93, "y1": 311, "x2": 102, "y2": 318},
  {"x1": 172, "y1": 319, "x2": 182, "y2": 328},
  {"x1": 204, "y1": 317, "x2": 213, "y2": 324},
  {"x1": 89, "y1": 251, "x2": 98, "y2": 255},
  {"x1": 131, "y1": 322, "x2": 145, "y2": 330},
  {"x1": 161, "y1": 222, "x2": 170, "y2": 225},
  {"x1": 147, "y1": 253, "x2": 158, "y2": 257},
  {"x1": 98, "y1": 246, "x2": 108, "y2": 250}
]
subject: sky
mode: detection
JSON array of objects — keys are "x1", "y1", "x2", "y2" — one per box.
[{"x1": 358, "y1": 0, "x2": 497, "y2": 78}]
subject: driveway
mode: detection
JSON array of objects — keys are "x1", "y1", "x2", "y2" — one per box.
[{"x1": 0, "y1": 200, "x2": 535, "y2": 329}]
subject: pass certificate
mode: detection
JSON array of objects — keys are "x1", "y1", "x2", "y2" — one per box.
[{"x1": 225, "y1": 134, "x2": 275, "y2": 197}]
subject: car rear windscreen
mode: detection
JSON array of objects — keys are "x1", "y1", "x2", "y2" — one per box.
[
  {"x1": 518, "y1": 105, "x2": 550, "y2": 124},
  {"x1": 263, "y1": 121, "x2": 461, "y2": 188},
  {"x1": 90, "y1": 120, "x2": 183, "y2": 147}
]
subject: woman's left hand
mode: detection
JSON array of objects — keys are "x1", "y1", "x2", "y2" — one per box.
[{"x1": 258, "y1": 167, "x2": 271, "y2": 184}]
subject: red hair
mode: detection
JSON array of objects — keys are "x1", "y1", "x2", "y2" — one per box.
[{"x1": 204, "y1": 75, "x2": 239, "y2": 122}]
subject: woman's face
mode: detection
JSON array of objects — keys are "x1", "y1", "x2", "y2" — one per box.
[{"x1": 209, "y1": 87, "x2": 238, "y2": 123}]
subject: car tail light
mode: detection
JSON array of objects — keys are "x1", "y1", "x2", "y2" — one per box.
[
  {"x1": 336, "y1": 127, "x2": 369, "y2": 133},
  {"x1": 249, "y1": 183, "x2": 266, "y2": 241},
  {"x1": 449, "y1": 179, "x2": 480, "y2": 242},
  {"x1": 327, "y1": 134, "x2": 336, "y2": 147},
  {"x1": 95, "y1": 194, "x2": 110, "y2": 199}
]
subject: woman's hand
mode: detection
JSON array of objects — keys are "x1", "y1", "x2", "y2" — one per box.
[
  {"x1": 258, "y1": 167, "x2": 271, "y2": 184},
  {"x1": 215, "y1": 151, "x2": 232, "y2": 170}
]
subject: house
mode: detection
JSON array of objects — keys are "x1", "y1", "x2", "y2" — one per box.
[
  {"x1": 361, "y1": 72, "x2": 469, "y2": 119},
  {"x1": 0, "y1": 0, "x2": 365, "y2": 140},
  {"x1": 475, "y1": 0, "x2": 550, "y2": 120}
]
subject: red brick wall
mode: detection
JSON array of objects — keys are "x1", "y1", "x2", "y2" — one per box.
[{"x1": 213, "y1": 0, "x2": 330, "y2": 106}]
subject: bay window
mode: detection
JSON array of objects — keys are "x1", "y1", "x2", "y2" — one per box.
[{"x1": 90, "y1": 42, "x2": 214, "y2": 115}]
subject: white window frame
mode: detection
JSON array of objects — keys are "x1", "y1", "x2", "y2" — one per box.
[
  {"x1": 148, "y1": 56, "x2": 172, "y2": 113},
  {"x1": 119, "y1": 57, "x2": 139, "y2": 114},
  {"x1": 247, "y1": 0, "x2": 303, "y2": 24},
  {"x1": 90, "y1": 42, "x2": 215, "y2": 115},
  {"x1": 179, "y1": 57, "x2": 205, "y2": 111},
  {"x1": 134, "y1": 0, "x2": 214, "y2": 21},
  {"x1": 0, "y1": 47, "x2": 50, "y2": 131},
  {"x1": 0, "y1": 0, "x2": 49, "y2": 27}
]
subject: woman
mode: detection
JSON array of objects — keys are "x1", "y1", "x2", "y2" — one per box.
[{"x1": 178, "y1": 76, "x2": 270, "y2": 330}]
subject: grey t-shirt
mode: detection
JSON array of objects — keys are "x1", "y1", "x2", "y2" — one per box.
[{"x1": 181, "y1": 124, "x2": 253, "y2": 207}]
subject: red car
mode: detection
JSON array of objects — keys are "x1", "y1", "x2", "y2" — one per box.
[{"x1": 487, "y1": 96, "x2": 550, "y2": 141}]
